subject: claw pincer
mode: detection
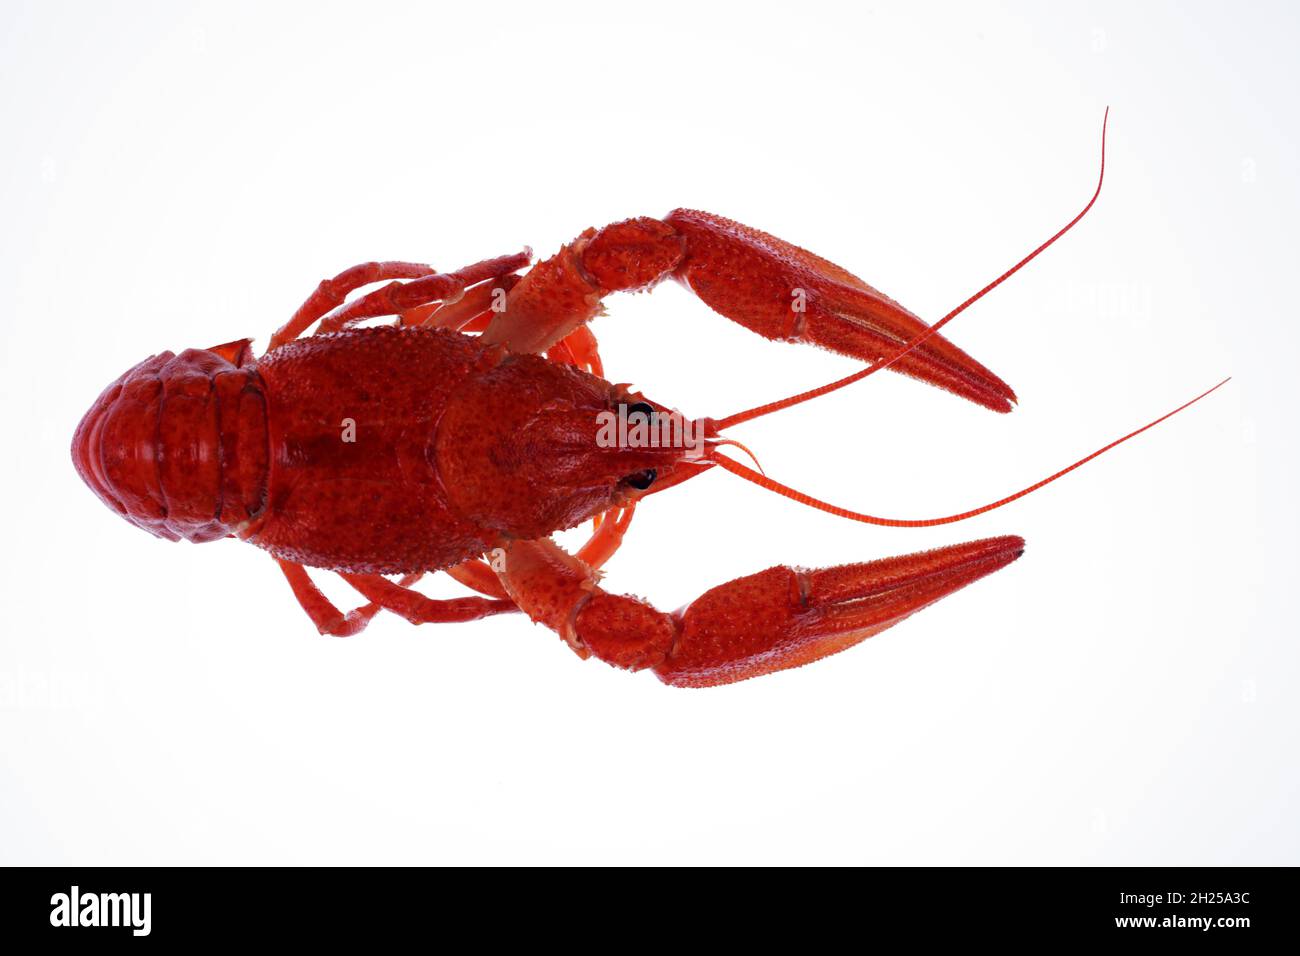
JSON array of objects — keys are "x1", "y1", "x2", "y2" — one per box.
[
  {"x1": 664, "y1": 209, "x2": 1018, "y2": 413},
  {"x1": 660, "y1": 536, "x2": 1024, "y2": 687}
]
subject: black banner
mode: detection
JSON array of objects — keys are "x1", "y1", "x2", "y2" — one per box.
[{"x1": 0, "y1": 866, "x2": 1292, "y2": 943}]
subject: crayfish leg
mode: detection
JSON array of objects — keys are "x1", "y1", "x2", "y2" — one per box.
[
  {"x1": 270, "y1": 261, "x2": 436, "y2": 351},
  {"x1": 268, "y1": 252, "x2": 530, "y2": 351},
  {"x1": 276, "y1": 559, "x2": 407, "y2": 637},
  {"x1": 276, "y1": 561, "x2": 516, "y2": 636}
]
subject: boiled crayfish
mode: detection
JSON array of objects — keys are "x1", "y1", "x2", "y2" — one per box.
[{"x1": 70, "y1": 112, "x2": 1224, "y2": 686}]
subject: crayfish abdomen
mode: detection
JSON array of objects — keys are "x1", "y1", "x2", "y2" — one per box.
[{"x1": 71, "y1": 340, "x2": 267, "y2": 543}]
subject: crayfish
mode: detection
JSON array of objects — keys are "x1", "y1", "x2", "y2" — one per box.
[{"x1": 71, "y1": 112, "x2": 1224, "y2": 686}]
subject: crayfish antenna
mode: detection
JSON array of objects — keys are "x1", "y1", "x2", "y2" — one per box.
[
  {"x1": 707, "y1": 436, "x2": 765, "y2": 475},
  {"x1": 710, "y1": 377, "x2": 1230, "y2": 527}
]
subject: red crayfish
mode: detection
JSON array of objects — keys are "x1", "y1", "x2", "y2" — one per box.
[{"x1": 70, "y1": 113, "x2": 1224, "y2": 686}]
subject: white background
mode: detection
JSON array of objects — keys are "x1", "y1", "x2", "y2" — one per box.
[{"x1": 1, "y1": 1, "x2": 1294, "y2": 865}]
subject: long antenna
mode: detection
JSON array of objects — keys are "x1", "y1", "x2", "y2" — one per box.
[
  {"x1": 712, "y1": 377, "x2": 1230, "y2": 527},
  {"x1": 715, "y1": 107, "x2": 1110, "y2": 430}
]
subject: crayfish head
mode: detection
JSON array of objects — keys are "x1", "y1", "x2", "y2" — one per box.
[
  {"x1": 435, "y1": 354, "x2": 711, "y2": 539},
  {"x1": 71, "y1": 339, "x2": 269, "y2": 543}
]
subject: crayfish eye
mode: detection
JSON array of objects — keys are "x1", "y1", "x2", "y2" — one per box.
[
  {"x1": 626, "y1": 401, "x2": 655, "y2": 419},
  {"x1": 623, "y1": 469, "x2": 657, "y2": 490}
]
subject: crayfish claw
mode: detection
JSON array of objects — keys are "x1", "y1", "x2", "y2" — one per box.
[{"x1": 655, "y1": 535, "x2": 1025, "y2": 687}]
